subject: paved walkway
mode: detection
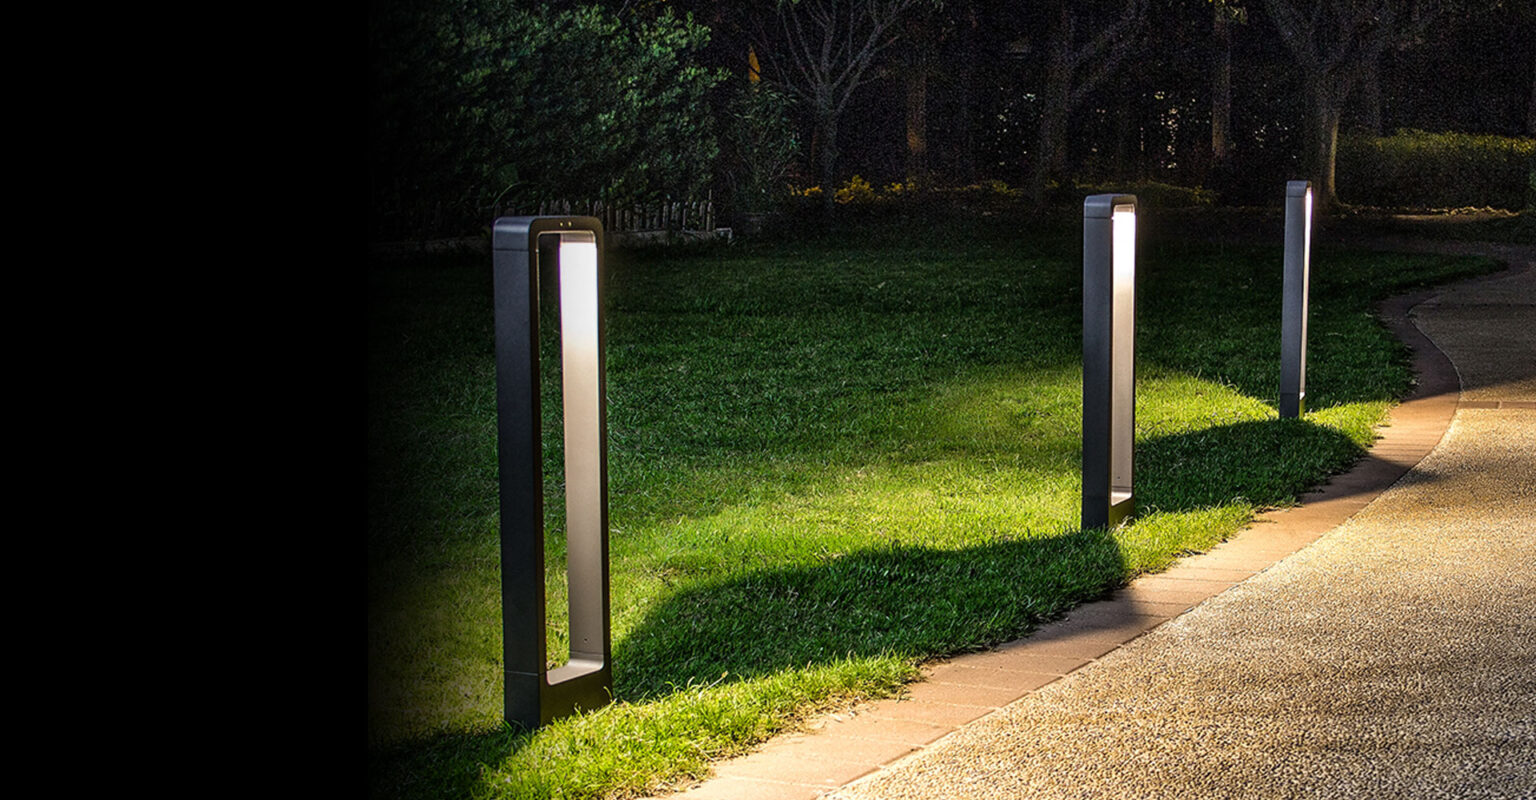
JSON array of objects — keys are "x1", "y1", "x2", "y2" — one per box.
[{"x1": 658, "y1": 246, "x2": 1534, "y2": 799}]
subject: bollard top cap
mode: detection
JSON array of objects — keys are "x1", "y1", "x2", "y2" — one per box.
[
  {"x1": 493, "y1": 216, "x2": 604, "y2": 251},
  {"x1": 1083, "y1": 194, "x2": 1137, "y2": 218},
  {"x1": 1286, "y1": 180, "x2": 1311, "y2": 198}
]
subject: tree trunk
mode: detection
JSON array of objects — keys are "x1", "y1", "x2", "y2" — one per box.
[
  {"x1": 1322, "y1": 103, "x2": 1340, "y2": 207},
  {"x1": 1031, "y1": 99, "x2": 1071, "y2": 206},
  {"x1": 1355, "y1": 51, "x2": 1384, "y2": 135},
  {"x1": 1031, "y1": 29, "x2": 1075, "y2": 207},
  {"x1": 902, "y1": 13, "x2": 934, "y2": 184},
  {"x1": 817, "y1": 108, "x2": 839, "y2": 215},
  {"x1": 905, "y1": 60, "x2": 928, "y2": 182},
  {"x1": 957, "y1": 1, "x2": 978, "y2": 182},
  {"x1": 1025, "y1": 0, "x2": 1144, "y2": 206},
  {"x1": 1305, "y1": 74, "x2": 1341, "y2": 209},
  {"x1": 1529, "y1": 50, "x2": 1535, "y2": 135},
  {"x1": 1211, "y1": 7, "x2": 1232, "y2": 167}
]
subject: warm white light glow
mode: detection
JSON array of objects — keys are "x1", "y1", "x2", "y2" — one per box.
[
  {"x1": 559, "y1": 239, "x2": 599, "y2": 355},
  {"x1": 558, "y1": 234, "x2": 603, "y2": 659},
  {"x1": 1303, "y1": 188, "x2": 1313, "y2": 255},
  {"x1": 1110, "y1": 205, "x2": 1135, "y2": 496},
  {"x1": 1112, "y1": 206, "x2": 1136, "y2": 287}
]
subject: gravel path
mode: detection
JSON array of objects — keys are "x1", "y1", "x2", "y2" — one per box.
[{"x1": 828, "y1": 258, "x2": 1536, "y2": 799}]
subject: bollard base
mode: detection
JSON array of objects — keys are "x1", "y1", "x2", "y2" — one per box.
[
  {"x1": 1280, "y1": 391, "x2": 1306, "y2": 419},
  {"x1": 1083, "y1": 492, "x2": 1135, "y2": 532}
]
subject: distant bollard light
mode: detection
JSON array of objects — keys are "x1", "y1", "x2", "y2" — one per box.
[
  {"x1": 1082, "y1": 195, "x2": 1138, "y2": 531},
  {"x1": 492, "y1": 216, "x2": 612, "y2": 729},
  {"x1": 1280, "y1": 181, "x2": 1312, "y2": 419}
]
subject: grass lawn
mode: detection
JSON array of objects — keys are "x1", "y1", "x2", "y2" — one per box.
[{"x1": 367, "y1": 215, "x2": 1495, "y2": 799}]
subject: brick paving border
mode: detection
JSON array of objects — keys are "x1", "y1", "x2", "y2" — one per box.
[{"x1": 648, "y1": 260, "x2": 1526, "y2": 800}]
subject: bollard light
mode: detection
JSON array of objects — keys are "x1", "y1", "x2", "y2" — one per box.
[
  {"x1": 492, "y1": 216, "x2": 612, "y2": 729},
  {"x1": 1082, "y1": 195, "x2": 1138, "y2": 531},
  {"x1": 1279, "y1": 181, "x2": 1312, "y2": 418}
]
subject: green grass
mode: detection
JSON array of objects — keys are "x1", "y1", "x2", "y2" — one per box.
[{"x1": 367, "y1": 218, "x2": 1496, "y2": 799}]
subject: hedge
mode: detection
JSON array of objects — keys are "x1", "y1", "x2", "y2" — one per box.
[{"x1": 1338, "y1": 130, "x2": 1536, "y2": 210}]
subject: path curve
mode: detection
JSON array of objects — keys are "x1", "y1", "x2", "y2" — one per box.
[{"x1": 658, "y1": 241, "x2": 1535, "y2": 800}]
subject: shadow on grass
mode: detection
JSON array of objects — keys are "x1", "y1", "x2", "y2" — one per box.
[
  {"x1": 1137, "y1": 416, "x2": 1366, "y2": 513},
  {"x1": 367, "y1": 415, "x2": 1370, "y2": 800},
  {"x1": 612, "y1": 417, "x2": 1364, "y2": 700},
  {"x1": 370, "y1": 726, "x2": 524, "y2": 800},
  {"x1": 613, "y1": 527, "x2": 1125, "y2": 700}
]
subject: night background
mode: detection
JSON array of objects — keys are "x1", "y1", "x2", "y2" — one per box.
[
  {"x1": 369, "y1": 0, "x2": 1535, "y2": 241},
  {"x1": 368, "y1": 3, "x2": 1534, "y2": 799}
]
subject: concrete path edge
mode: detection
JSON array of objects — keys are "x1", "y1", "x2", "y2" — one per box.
[{"x1": 649, "y1": 256, "x2": 1529, "y2": 800}]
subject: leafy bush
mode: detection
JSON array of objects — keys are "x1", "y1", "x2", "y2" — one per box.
[
  {"x1": 834, "y1": 175, "x2": 879, "y2": 205},
  {"x1": 369, "y1": 2, "x2": 724, "y2": 238},
  {"x1": 724, "y1": 85, "x2": 801, "y2": 214},
  {"x1": 785, "y1": 177, "x2": 903, "y2": 211},
  {"x1": 1338, "y1": 130, "x2": 1536, "y2": 210},
  {"x1": 944, "y1": 180, "x2": 1022, "y2": 202},
  {"x1": 783, "y1": 177, "x2": 1214, "y2": 216},
  {"x1": 1075, "y1": 180, "x2": 1218, "y2": 209}
]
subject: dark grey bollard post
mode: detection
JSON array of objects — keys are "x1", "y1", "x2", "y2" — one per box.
[
  {"x1": 492, "y1": 216, "x2": 612, "y2": 729},
  {"x1": 1082, "y1": 195, "x2": 1138, "y2": 531},
  {"x1": 1279, "y1": 180, "x2": 1312, "y2": 418}
]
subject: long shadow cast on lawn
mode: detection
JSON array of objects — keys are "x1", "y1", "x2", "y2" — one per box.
[
  {"x1": 613, "y1": 415, "x2": 1362, "y2": 699},
  {"x1": 369, "y1": 414, "x2": 1369, "y2": 800}
]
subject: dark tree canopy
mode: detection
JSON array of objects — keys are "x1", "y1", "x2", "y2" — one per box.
[
  {"x1": 369, "y1": 0, "x2": 722, "y2": 238},
  {"x1": 368, "y1": 0, "x2": 1535, "y2": 238}
]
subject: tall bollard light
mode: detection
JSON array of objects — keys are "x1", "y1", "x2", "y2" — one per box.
[
  {"x1": 1082, "y1": 195, "x2": 1138, "y2": 531},
  {"x1": 1280, "y1": 181, "x2": 1312, "y2": 419},
  {"x1": 493, "y1": 216, "x2": 612, "y2": 729}
]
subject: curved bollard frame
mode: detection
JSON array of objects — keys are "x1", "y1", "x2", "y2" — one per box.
[
  {"x1": 1082, "y1": 195, "x2": 1138, "y2": 531},
  {"x1": 492, "y1": 216, "x2": 612, "y2": 729},
  {"x1": 1280, "y1": 180, "x2": 1312, "y2": 419}
]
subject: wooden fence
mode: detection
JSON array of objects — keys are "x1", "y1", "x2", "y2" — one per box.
[{"x1": 513, "y1": 195, "x2": 716, "y2": 234}]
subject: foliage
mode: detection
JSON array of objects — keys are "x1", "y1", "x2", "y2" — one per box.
[
  {"x1": 833, "y1": 174, "x2": 879, "y2": 204},
  {"x1": 783, "y1": 178, "x2": 1215, "y2": 215},
  {"x1": 473, "y1": 660, "x2": 914, "y2": 799},
  {"x1": 1337, "y1": 130, "x2": 1536, "y2": 210},
  {"x1": 369, "y1": 0, "x2": 503, "y2": 238},
  {"x1": 784, "y1": 176, "x2": 921, "y2": 211},
  {"x1": 486, "y1": 5, "x2": 725, "y2": 210},
  {"x1": 722, "y1": 84, "x2": 802, "y2": 214},
  {"x1": 938, "y1": 180, "x2": 1026, "y2": 207},
  {"x1": 1076, "y1": 180, "x2": 1219, "y2": 209},
  {"x1": 741, "y1": 0, "x2": 931, "y2": 209},
  {"x1": 369, "y1": 1, "x2": 724, "y2": 238}
]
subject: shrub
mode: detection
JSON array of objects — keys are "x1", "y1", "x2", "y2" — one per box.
[
  {"x1": 369, "y1": 3, "x2": 724, "y2": 239},
  {"x1": 1338, "y1": 130, "x2": 1536, "y2": 211},
  {"x1": 834, "y1": 175, "x2": 879, "y2": 205},
  {"x1": 724, "y1": 85, "x2": 801, "y2": 214},
  {"x1": 1075, "y1": 180, "x2": 1218, "y2": 209}
]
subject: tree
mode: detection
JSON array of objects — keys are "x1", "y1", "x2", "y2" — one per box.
[
  {"x1": 482, "y1": 5, "x2": 724, "y2": 209},
  {"x1": 368, "y1": 1, "x2": 723, "y2": 238},
  {"x1": 1210, "y1": 1, "x2": 1248, "y2": 171},
  {"x1": 722, "y1": 84, "x2": 802, "y2": 213},
  {"x1": 1260, "y1": 0, "x2": 1445, "y2": 209},
  {"x1": 744, "y1": 0, "x2": 928, "y2": 213},
  {"x1": 1028, "y1": 0, "x2": 1149, "y2": 206},
  {"x1": 901, "y1": 11, "x2": 936, "y2": 183},
  {"x1": 370, "y1": 0, "x2": 509, "y2": 237}
]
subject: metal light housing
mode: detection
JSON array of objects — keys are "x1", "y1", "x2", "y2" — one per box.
[
  {"x1": 492, "y1": 216, "x2": 612, "y2": 729},
  {"x1": 1082, "y1": 195, "x2": 1138, "y2": 531}
]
